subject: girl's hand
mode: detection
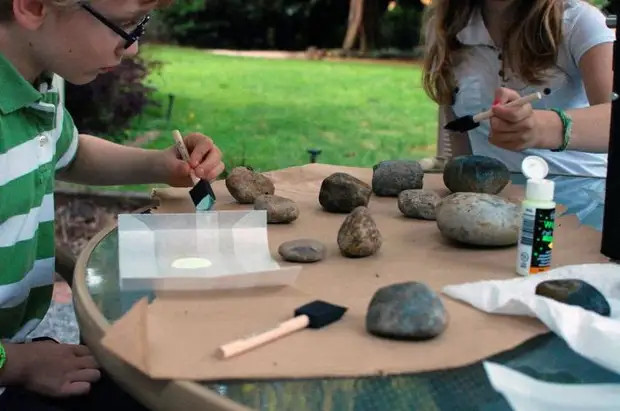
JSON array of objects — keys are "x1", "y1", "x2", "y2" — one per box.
[{"x1": 162, "y1": 133, "x2": 225, "y2": 187}]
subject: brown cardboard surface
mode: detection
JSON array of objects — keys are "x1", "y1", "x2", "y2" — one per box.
[{"x1": 101, "y1": 164, "x2": 607, "y2": 381}]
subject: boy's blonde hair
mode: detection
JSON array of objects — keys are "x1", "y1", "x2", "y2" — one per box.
[{"x1": 421, "y1": 0, "x2": 564, "y2": 105}]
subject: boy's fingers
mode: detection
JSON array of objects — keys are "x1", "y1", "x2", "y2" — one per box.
[
  {"x1": 71, "y1": 345, "x2": 92, "y2": 357},
  {"x1": 68, "y1": 368, "x2": 102, "y2": 384},
  {"x1": 75, "y1": 355, "x2": 99, "y2": 370},
  {"x1": 205, "y1": 161, "x2": 225, "y2": 182},
  {"x1": 185, "y1": 134, "x2": 214, "y2": 167},
  {"x1": 61, "y1": 381, "x2": 92, "y2": 397}
]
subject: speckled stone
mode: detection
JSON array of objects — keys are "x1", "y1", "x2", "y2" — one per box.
[
  {"x1": 337, "y1": 206, "x2": 382, "y2": 258},
  {"x1": 372, "y1": 160, "x2": 424, "y2": 197},
  {"x1": 536, "y1": 279, "x2": 610, "y2": 316},
  {"x1": 278, "y1": 239, "x2": 326, "y2": 263},
  {"x1": 398, "y1": 189, "x2": 441, "y2": 220},
  {"x1": 443, "y1": 155, "x2": 510, "y2": 194},
  {"x1": 254, "y1": 194, "x2": 299, "y2": 224},
  {"x1": 319, "y1": 173, "x2": 372, "y2": 213},
  {"x1": 225, "y1": 167, "x2": 275, "y2": 204}
]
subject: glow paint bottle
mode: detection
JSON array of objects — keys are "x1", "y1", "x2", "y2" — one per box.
[{"x1": 516, "y1": 156, "x2": 556, "y2": 276}]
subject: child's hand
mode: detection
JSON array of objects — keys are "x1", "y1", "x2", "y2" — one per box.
[
  {"x1": 489, "y1": 88, "x2": 562, "y2": 151},
  {"x1": 1, "y1": 341, "x2": 101, "y2": 397},
  {"x1": 163, "y1": 132, "x2": 225, "y2": 187}
]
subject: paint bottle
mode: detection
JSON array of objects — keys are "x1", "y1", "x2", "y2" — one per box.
[{"x1": 516, "y1": 156, "x2": 556, "y2": 276}]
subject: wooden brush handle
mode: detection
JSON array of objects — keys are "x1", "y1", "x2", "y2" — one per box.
[
  {"x1": 217, "y1": 315, "x2": 310, "y2": 359},
  {"x1": 472, "y1": 92, "x2": 543, "y2": 123},
  {"x1": 172, "y1": 130, "x2": 199, "y2": 184}
]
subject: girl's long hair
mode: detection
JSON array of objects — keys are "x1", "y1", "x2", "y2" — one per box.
[{"x1": 422, "y1": 0, "x2": 565, "y2": 105}]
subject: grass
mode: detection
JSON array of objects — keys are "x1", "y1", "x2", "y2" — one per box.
[{"x1": 89, "y1": 44, "x2": 439, "y2": 192}]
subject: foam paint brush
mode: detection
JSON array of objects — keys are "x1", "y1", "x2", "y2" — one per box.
[
  {"x1": 444, "y1": 89, "x2": 551, "y2": 133},
  {"x1": 172, "y1": 130, "x2": 216, "y2": 211},
  {"x1": 217, "y1": 300, "x2": 348, "y2": 359}
]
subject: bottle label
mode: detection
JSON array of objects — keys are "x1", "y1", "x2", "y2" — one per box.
[{"x1": 518, "y1": 207, "x2": 555, "y2": 274}]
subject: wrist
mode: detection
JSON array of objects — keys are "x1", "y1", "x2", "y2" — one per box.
[
  {"x1": 0, "y1": 343, "x2": 28, "y2": 386},
  {"x1": 535, "y1": 110, "x2": 564, "y2": 150}
]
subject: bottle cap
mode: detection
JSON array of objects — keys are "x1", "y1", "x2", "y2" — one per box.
[{"x1": 521, "y1": 156, "x2": 554, "y2": 202}]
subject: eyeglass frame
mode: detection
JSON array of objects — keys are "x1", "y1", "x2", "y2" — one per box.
[{"x1": 78, "y1": 2, "x2": 150, "y2": 49}]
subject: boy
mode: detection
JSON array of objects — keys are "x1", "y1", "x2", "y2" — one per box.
[{"x1": 0, "y1": 0, "x2": 224, "y2": 409}]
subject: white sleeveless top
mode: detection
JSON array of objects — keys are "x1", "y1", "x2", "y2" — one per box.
[{"x1": 451, "y1": 0, "x2": 615, "y2": 177}]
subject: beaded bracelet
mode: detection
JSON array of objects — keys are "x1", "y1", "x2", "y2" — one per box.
[
  {"x1": 0, "y1": 341, "x2": 6, "y2": 370},
  {"x1": 549, "y1": 108, "x2": 572, "y2": 152}
]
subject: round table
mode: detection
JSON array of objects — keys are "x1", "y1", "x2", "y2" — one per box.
[{"x1": 73, "y1": 172, "x2": 620, "y2": 411}]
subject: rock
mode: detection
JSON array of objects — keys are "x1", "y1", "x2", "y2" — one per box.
[
  {"x1": 443, "y1": 155, "x2": 510, "y2": 194},
  {"x1": 436, "y1": 193, "x2": 520, "y2": 246},
  {"x1": 225, "y1": 167, "x2": 275, "y2": 204},
  {"x1": 278, "y1": 239, "x2": 326, "y2": 263},
  {"x1": 337, "y1": 206, "x2": 382, "y2": 258},
  {"x1": 319, "y1": 173, "x2": 371, "y2": 213},
  {"x1": 254, "y1": 195, "x2": 299, "y2": 224},
  {"x1": 372, "y1": 160, "x2": 424, "y2": 197},
  {"x1": 398, "y1": 189, "x2": 441, "y2": 220},
  {"x1": 366, "y1": 282, "x2": 448, "y2": 340},
  {"x1": 536, "y1": 279, "x2": 610, "y2": 317}
]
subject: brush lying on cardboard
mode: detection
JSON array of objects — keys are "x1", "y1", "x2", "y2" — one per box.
[
  {"x1": 444, "y1": 89, "x2": 551, "y2": 132},
  {"x1": 172, "y1": 130, "x2": 216, "y2": 211}
]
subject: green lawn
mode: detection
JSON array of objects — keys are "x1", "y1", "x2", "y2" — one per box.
[{"x1": 90, "y1": 44, "x2": 438, "y2": 192}]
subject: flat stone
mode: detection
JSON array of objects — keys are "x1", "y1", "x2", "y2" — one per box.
[
  {"x1": 319, "y1": 173, "x2": 371, "y2": 213},
  {"x1": 278, "y1": 239, "x2": 326, "y2": 263},
  {"x1": 372, "y1": 160, "x2": 424, "y2": 197},
  {"x1": 337, "y1": 206, "x2": 382, "y2": 258},
  {"x1": 436, "y1": 193, "x2": 520, "y2": 246},
  {"x1": 536, "y1": 279, "x2": 610, "y2": 317},
  {"x1": 443, "y1": 155, "x2": 510, "y2": 194},
  {"x1": 366, "y1": 282, "x2": 448, "y2": 340},
  {"x1": 225, "y1": 167, "x2": 275, "y2": 204},
  {"x1": 398, "y1": 189, "x2": 441, "y2": 220},
  {"x1": 254, "y1": 194, "x2": 299, "y2": 224}
]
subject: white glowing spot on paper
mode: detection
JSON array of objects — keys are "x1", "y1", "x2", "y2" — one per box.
[{"x1": 171, "y1": 257, "x2": 212, "y2": 269}]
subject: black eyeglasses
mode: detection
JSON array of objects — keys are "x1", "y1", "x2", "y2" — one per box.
[{"x1": 79, "y1": 2, "x2": 150, "y2": 49}]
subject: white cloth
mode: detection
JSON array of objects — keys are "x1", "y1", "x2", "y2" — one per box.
[{"x1": 452, "y1": 0, "x2": 615, "y2": 177}]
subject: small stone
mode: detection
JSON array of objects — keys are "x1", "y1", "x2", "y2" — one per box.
[
  {"x1": 443, "y1": 155, "x2": 510, "y2": 194},
  {"x1": 254, "y1": 195, "x2": 299, "y2": 224},
  {"x1": 398, "y1": 189, "x2": 441, "y2": 220},
  {"x1": 536, "y1": 279, "x2": 610, "y2": 317},
  {"x1": 225, "y1": 167, "x2": 275, "y2": 204},
  {"x1": 372, "y1": 160, "x2": 424, "y2": 197},
  {"x1": 278, "y1": 239, "x2": 326, "y2": 263},
  {"x1": 319, "y1": 173, "x2": 371, "y2": 213},
  {"x1": 436, "y1": 193, "x2": 520, "y2": 246},
  {"x1": 366, "y1": 282, "x2": 448, "y2": 340},
  {"x1": 337, "y1": 206, "x2": 382, "y2": 258}
]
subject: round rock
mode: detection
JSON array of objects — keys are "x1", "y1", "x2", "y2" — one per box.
[
  {"x1": 436, "y1": 192, "x2": 520, "y2": 246},
  {"x1": 254, "y1": 194, "x2": 299, "y2": 224},
  {"x1": 536, "y1": 279, "x2": 610, "y2": 317},
  {"x1": 443, "y1": 155, "x2": 510, "y2": 194},
  {"x1": 225, "y1": 167, "x2": 275, "y2": 204},
  {"x1": 319, "y1": 173, "x2": 371, "y2": 213},
  {"x1": 337, "y1": 206, "x2": 382, "y2": 258},
  {"x1": 372, "y1": 160, "x2": 424, "y2": 197},
  {"x1": 278, "y1": 239, "x2": 326, "y2": 263},
  {"x1": 398, "y1": 189, "x2": 441, "y2": 220},
  {"x1": 366, "y1": 282, "x2": 448, "y2": 340}
]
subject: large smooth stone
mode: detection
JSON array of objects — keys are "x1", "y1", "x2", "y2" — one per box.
[
  {"x1": 398, "y1": 189, "x2": 441, "y2": 220},
  {"x1": 319, "y1": 173, "x2": 372, "y2": 213},
  {"x1": 225, "y1": 167, "x2": 275, "y2": 204},
  {"x1": 254, "y1": 194, "x2": 299, "y2": 224},
  {"x1": 536, "y1": 279, "x2": 611, "y2": 317},
  {"x1": 443, "y1": 155, "x2": 510, "y2": 194},
  {"x1": 278, "y1": 239, "x2": 326, "y2": 263},
  {"x1": 366, "y1": 282, "x2": 448, "y2": 340},
  {"x1": 372, "y1": 160, "x2": 424, "y2": 197},
  {"x1": 337, "y1": 206, "x2": 382, "y2": 258},
  {"x1": 436, "y1": 193, "x2": 520, "y2": 246}
]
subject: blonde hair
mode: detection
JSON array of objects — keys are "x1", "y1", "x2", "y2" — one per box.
[{"x1": 422, "y1": 0, "x2": 564, "y2": 105}]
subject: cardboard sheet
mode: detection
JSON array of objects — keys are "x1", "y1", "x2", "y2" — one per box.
[{"x1": 102, "y1": 164, "x2": 608, "y2": 381}]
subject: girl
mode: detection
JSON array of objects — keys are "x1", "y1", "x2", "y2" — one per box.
[{"x1": 421, "y1": 0, "x2": 614, "y2": 177}]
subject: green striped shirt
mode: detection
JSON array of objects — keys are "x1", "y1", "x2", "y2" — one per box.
[{"x1": 0, "y1": 53, "x2": 79, "y2": 342}]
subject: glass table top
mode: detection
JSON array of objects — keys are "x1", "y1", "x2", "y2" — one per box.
[{"x1": 84, "y1": 173, "x2": 618, "y2": 410}]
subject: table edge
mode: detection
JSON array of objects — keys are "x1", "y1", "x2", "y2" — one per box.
[{"x1": 73, "y1": 222, "x2": 251, "y2": 411}]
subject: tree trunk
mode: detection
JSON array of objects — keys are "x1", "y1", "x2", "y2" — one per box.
[{"x1": 342, "y1": 0, "x2": 364, "y2": 50}]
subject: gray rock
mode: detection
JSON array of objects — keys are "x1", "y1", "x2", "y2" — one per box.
[
  {"x1": 226, "y1": 167, "x2": 275, "y2": 204},
  {"x1": 319, "y1": 173, "x2": 371, "y2": 213},
  {"x1": 366, "y1": 282, "x2": 448, "y2": 340},
  {"x1": 536, "y1": 279, "x2": 610, "y2": 317},
  {"x1": 278, "y1": 239, "x2": 326, "y2": 263},
  {"x1": 254, "y1": 195, "x2": 299, "y2": 224},
  {"x1": 443, "y1": 155, "x2": 510, "y2": 194},
  {"x1": 337, "y1": 206, "x2": 382, "y2": 258},
  {"x1": 436, "y1": 193, "x2": 520, "y2": 246},
  {"x1": 398, "y1": 189, "x2": 441, "y2": 220},
  {"x1": 372, "y1": 160, "x2": 424, "y2": 197}
]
